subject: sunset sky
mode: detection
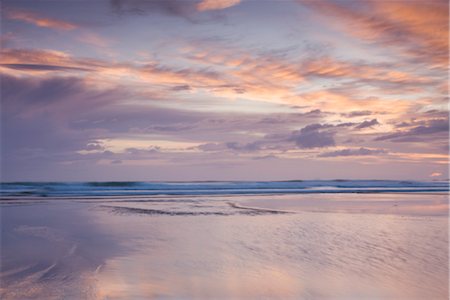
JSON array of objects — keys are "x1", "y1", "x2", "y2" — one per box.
[{"x1": 1, "y1": 0, "x2": 448, "y2": 181}]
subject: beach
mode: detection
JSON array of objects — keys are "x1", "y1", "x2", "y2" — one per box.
[
  {"x1": 0, "y1": 181, "x2": 448, "y2": 299},
  {"x1": 2, "y1": 0, "x2": 448, "y2": 298}
]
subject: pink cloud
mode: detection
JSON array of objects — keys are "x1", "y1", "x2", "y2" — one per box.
[
  {"x1": 430, "y1": 172, "x2": 442, "y2": 177},
  {"x1": 6, "y1": 9, "x2": 77, "y2": 31},
  {"x1": 196, "y1": 0, "x2": 241, "y2": 11},
  {"x1": 300, "y1": 0, "x2": 448, "y2": 67}
]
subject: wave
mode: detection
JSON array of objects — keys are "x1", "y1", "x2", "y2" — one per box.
[
  {"x1": 1, "y1": 180, "x2": 448, "y2": 197},
  {"x1": 86, "y1": 182, "x2": 140, "y2": 187}
]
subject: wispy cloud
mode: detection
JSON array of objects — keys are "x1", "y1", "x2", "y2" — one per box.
[
  {"x1": 1, "y1": 0, "x2": 447, "y2": 180},
  {"x1": 6, "y1": 9, "x2": 77, "y2": 30},
  {"x1": 430, "y1": 172, "x2": 442, "y2": 177},
  {"x1": 300, "y1": 0, "x2": 448, "y2": 67},
  {"x1": 110, "y1": 0, "x2": 237, "y2": 22},
  {"x1": 355, "y1": 119, "x2": 379, "y2": 129},
  {"x1": 375, "y1": 119, "x2": 449, "y2": 142},
  {"x1": 77, "y1": 32, "x2": 112, "y2": 48},
  {"x1": 0, "y1": 63, "x2": 90, "y2": 72},
  {"x1": 318, "y1": 147, "x2": 387, "y2": 158},
  {"x1": 196, "y1": 0, "x2": 241, "y2": 11}
]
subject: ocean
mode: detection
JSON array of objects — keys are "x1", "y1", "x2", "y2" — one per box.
[{"x1": 1, "y1": 180, "x2": 448, "y2": 197}]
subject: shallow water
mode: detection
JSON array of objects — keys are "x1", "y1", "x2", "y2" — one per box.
[{"x1": 0, "y1": 190, "x2": 448, "y2": 299}]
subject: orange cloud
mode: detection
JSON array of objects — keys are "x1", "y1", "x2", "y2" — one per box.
[
  {"x1": 1, "y1": 48, "x2": 72, "y2": 65},
  {"x1": 302, "y1": 58, "x2": 429, "y2": 85},
  {"x1": 196, "y1": 0, "x2": 241, "y2": 11},
  {"x1": 430, "y1": 172, "x2": 443, "y2": 177},
  {"x1": 6, "y1": 9, "x2": 77, "y2": 31},
  {"x1": 301, "y1": 0, "x2": 448, "y2": 68},
  {"x1": 372, "y1": 1, "x2": 448, "y2": 65},
  {"x1": 0, "y1": 45, "x2": 436, "y2": 122},
  {"x1": 77, "y1": 32, "x2": 111, "y2": 48},
  {"x1": 183, "y1": 42, "x2": 433, "y2": 105}
]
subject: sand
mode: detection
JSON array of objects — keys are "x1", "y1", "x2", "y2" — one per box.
[{"x1": 1, "y1": 193, "x2": 448, "y2": 299}]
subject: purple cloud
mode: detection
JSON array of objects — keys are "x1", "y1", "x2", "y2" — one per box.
[
  {"x1": 319, "y1": 147, "x2": 387, "y2": 157},
  {"x1": 355, "y1": 119, "x2": 379, "y2": 129},
  {"x1": 291, "y1": 124, "x2": 335, "y2": 148},
  {"x1": 341, "y1": 110, "x2": 373, "y2": 118},
  {"x1": 375, "y1": 119, "x2": 449, "y2": 142},
  {"x1": 0, "y1": 63, "x2": 90, "y2": 72}
]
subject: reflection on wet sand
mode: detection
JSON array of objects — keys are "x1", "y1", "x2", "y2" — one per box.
[
  {"x1": 1, "y1": 193, "x2": 448, "y2": 299},
  {"x1": 238, "y1": 192, "x2": 450, "y2": 216},
  {"x1": 0, "y1": 202, "x2": 121, "y2": 299}
]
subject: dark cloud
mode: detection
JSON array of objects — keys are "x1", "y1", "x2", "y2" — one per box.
[
  {"x1": 291, "y1": 124, "x2": 335, "y2": 148},
  {"x1": 1, "y1": 74, "x2": 124, "y2": 119},
  {"x1": 226, "y1": 141, "x2": 261, "y2": 152},
  {"x1": 336, "y1": 122, "x2": 356, "y2": 127},
  {"x1": 297, "y1": 123, "x2": 334, "y2": 132},
  {"x1": 355, "y1": 118, "x2": 379, "y2": 129},
  {"x1": 423, "y1": 109, "x2": 449, "y2": 119},
  {"x1": 197, "y1": 136, "x2": 292, "y2": 153},
  {"x1": 341, "y1": 110, "x2": 372, "y2": 118},
  {"x1": 110, "y1": 0, "x2": 196, "y2": 17},
  {"x1": 252, "y1": 154, "x2": 277, "y2": 160},
  {"x1": 198, "y1": 143, "x2": 226, "y2": 152},
  {"x1": 319, "y1": 147, "x2": 387, "y2": 157},
  {"x1": 125, "y1": 147, "x2": 160, "y2": 155},
  {"x1": 0, "y1": 63, "x2": 91, "y2": 72},
  {"x1": 396, "y1": 121, "x2": 413, "y2": 128},
  {"x1": 109, "y1": 0, "x2": 228, "y2": 23},
  {"x1": 258, "y1": 110, "x2": 323, "y2": 125},
  {"x1": 0, "y1": 74, "x2": 126, "y2": 177},
  {"x1": 304, "y1": 109, "x2": 323, "y2": 117},
  {"x1": 198, "y1": 141, "x2": 262, "y2": 153},
  {"x1": 0, "y1": 48, "x2": 112, "y2": 71},
  {"x1": 375, "y1": 119, "x2": 449, "y2": 142},
  {"x1": 171, "y1": 84, "x2": 191, "y2": 91}
]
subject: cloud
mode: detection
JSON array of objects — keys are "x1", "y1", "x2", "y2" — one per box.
[
  {"x1": 0, "y1": 74, "x2": 127, "y2": 174},
  {"x1": 302, "y1": 57, "x2": 431, "y2": 88},
  {"x1": 109, "y1": 0, "x2": 234, "y2": 22},
  {"x1": 290, "y1": 124, "x2": 335, "y2": 148},
  {"x1": 1, "y1": 45, "x2": 435, "y2": 119},
  {"x1": 110, "y1": 0, "x2": 195, "y2": 17},
  {"x1": 355, "y1": 118, "x2": 379, "y2": 129},
  {"x1": 124, "y1": 147, "x2": 160, "y2": 155},
  {"x1": 198, "y1": 143, "x2": 227, "y2": 152},
  {"x1": 341, "y1": 110, "x2": 373, "y2": 118},
  {"x1": 430, "y1": 172, "x2": 442, "y2": 177},
  {"x1": 171, "y1": 84, "x2": 191, "y2": 91},
  {"x1": 0, "y1": 63, "x2": 90, "y2": 72},
  {"x1": 225, "y1": 141, "x2": 261, "y2": 152},
  {"x1": 77, "y1": 32, "x2": 112, "y2": 48},
  {"x1": 184, "y1": 40, "x2": 437, "y2": 111},
  {"x1": 0, "y1": 48, "x2": 97, "y2": 73},
  {"x1": 319, "y1": 147, "x2": 387, "y2": 157},
  {"x1": 1, "y1": 74, "x2": 116, "y2": 112},
  {"x1": 139, "y1": 63, "x2": 224, "y2": 87},
  {"x1": 300, "y1": 0, "x2": 448, "y2": 68},
  {"x1": 6, "y1": 9, "x2": 77, "y2": 30},
  {"x1": 198, "y1": 141, "x2": 270, "y2": 153},
  {"x1": 196, "y1": 0, "x2": 241, "y2": 11},
  {"x1": 375, "y1": 119, "x2": 449, "y2": 142}
]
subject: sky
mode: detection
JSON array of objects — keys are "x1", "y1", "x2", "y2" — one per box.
[{"x1": 0, "y1": 0, "x2": 448, "y2": 181}]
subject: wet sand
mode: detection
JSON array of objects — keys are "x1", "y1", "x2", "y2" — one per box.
[{"x1": 1, "y1": 193, "x2": 448, "y2": 299}]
